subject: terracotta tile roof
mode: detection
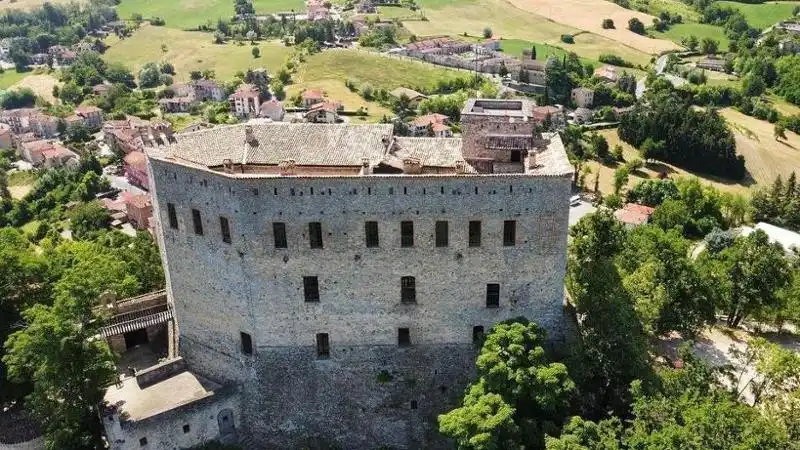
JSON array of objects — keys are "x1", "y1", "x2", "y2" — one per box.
[
  {"x1": 75, "y1": 105, "x2": 102, "y2": 115},
  {"x1": 594, "y1": 65, "x2": 619, "y2": 81},
  {"x1": 124, "y1": 151, "x2": 147, "y2": 169},
  {"x1": 42, "y1": 145, "x2": 77, "y2": 160},
  {"x1": 162, "y1": 123, "x2": 394, "y2": 168},
  {"x1": 302, "y1": 88, "x2": 324, "y2": 100},
  {"x1": 390, "y1": 87, "x2": 427, "y2": 100},
  {"x1": 531, "y1": 106, "x2": 560, "y2": 121},
  {"x1": 411, "y1": 113, "x2": 448, "y2": 127},
  {"x1": 230, "y1": 83, "x2": 259, "y2": 98},
  {"x1": 614, "y1": 203, "x2": 655, "y2": 226},
  {"x1": 308, "y1": 101, "x2": 341, "y2": 112},
  {"x1": 124, "y1": 193, "x2": 152, "y2": 210},
  {"x1": 390, "y1": 137, "x2": 464, "y2": 168}
]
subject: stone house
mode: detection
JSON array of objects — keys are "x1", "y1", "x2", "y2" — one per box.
[
  {"x1": 614, "y1": 203, "x2": 655, "y2": 228},
  {"x1": 228, "y1": 84, "x2": 261, "y2": 118},
  {"x1": 123, "y1": 192, "x2": 153, "y2": 229},
  {"x1": 696, "y1": 57, "x2": 727, "y2": 72},
  {"x1": 0, "y1": 108, "x2": 37, "y2": 134},
  {"x1": 390, "y1": 87, "x2": 427, "y2": 108},
  {"x1": 192, "y1": 79, "x2": 226, "y2": 102},
  {"x1": 409, "y1": 113, "x2": 451, "y2": 137},
  {"x1": 570, "y1": 87, "x2": 594, "y2": 108},
  {"x1": 159, "y1": 95, "x2": 195, "y2": 114},
  {"x1": 28, "y1": 112, "x2": 59, "y2": 138},
  {"x1": 0, "y1": 125, "x2": 12, "y2": 149},
  {"x1": 124, "y1": 151, "x2": 149, "y2": 190},
  {"x1": 104, "y1": 116, "x2": 174, "y2": 154},
  {"x1": 571, "y1": 107, "x2": 593, "y2": 125},
  {"x1": 20, "y1": 139, "x2": 77, "y2": 167},
  {"x1": 356, "y1": 0, "x2": 376, "y2": 13},
  {"x1": 259, "y1": 98, "x2": 286, "y2": 121},
  {"x1": 74, "y1": 105, "x2": 103, "y2": 129},
  {"x1": 593, "y1": 65, "x2": 619, "y2": 83},
  {"x1": 304, "y1": 102, "x2": 341, "y2": 124},
  {"x1": 301, "y1": 88, "x2": 325, "y2": 108}
]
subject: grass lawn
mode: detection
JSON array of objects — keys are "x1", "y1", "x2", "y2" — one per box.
[
  {"x1": 115, "y1": 0, "x2": 305, "y2": 29},
  {"x1": 403, "y1": 0, "x2": 654, "y2": 66},
  {"x1": 376, "y1": 5, "x2": 422, "y2": 19},
  {"x1": 8, "y1": 171, "x2": 36, "y2": 200},
  {"x1": 653, "y1": 22, "x2": 730, "y2": 49},
  {"x1": 585, "y1": 128, "x2": 753, "y2": 195},
  {"x1": 11, "y1": 73, "x2": 60, "y2": 103},
  {"x1": 0, "y1": 70, "x2": 30, "y2": 89},
  {"x1": 768, "y1": 93, "x2": 800, "y2": 116},
  {"x1": 498, "y1": 38, "x2": 648, "y2": 76},
  {"x1": 631, "y1": 0, "x2": 700, "y2": 22},
  {"x1": 717, "y1": 1, "x2": 800, "y2": 30},
  {"x1": 103, "y1": 25, "x2": 290, "y2": 82}
]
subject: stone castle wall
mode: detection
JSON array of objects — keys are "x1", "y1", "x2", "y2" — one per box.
[
  {"x1": 460, "y1": 114, "x2": 537, "y2": 163},
  {"x1": 149, "y1": 160, "x2": 572, "y2": 448}
]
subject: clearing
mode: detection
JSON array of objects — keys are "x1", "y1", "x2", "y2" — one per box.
[
  {"x1": 115, "y1": 0, "x2": 305, "y2": 29},
  {"x1": 505, "y1": 0, "x2": 680, "y2": 54},
  {"x1": 717, "y1": 1, "x2": 800, "y2": 30},
  {"x1": 12, "y1": 73, "x2": 60, "y2": 103},
  {"x1": 584, "y1": 128, "x2": 753, "y2": 195},
  {"x1": 630, "y1": 0, "x2": 701, "y2": 22},
  {"x1": 0, "y1": 70, "x2": 30, "y2": 89},
  {"x1": 103, "y1": 25, "x2": 290, "y2": 82},
  {"x1": 8, "y1": 170, "x2": 36, "y2": 200},
  {"x1": 403, "y1": 0, "x2": 655, "y2": 66},
  {"x1": 652, "y1": 22, "x2": 730, "y2": 49},
  {"x1": 0, "y1": 0, "x2": 76, "y2": 11}
]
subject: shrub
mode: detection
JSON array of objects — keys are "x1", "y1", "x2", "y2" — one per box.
[
  {"x1": 150, "y1": 16, "x2": 165, "y2": 26},
  {"x1": 599, "y1": 53, "x2": 633, "y2": 68},
  {"x1": 628, "y1": 17, "x2": 645, "y2": 34},
  {"x1": 561, "y1": 34, "x2": 575, "y2": 44},
  {"x1": 602, "y1": 19, "x2": 615, "y2": 29},
  {"x1": 482, "y1": 26, "x2": 492, "y2": 38}
]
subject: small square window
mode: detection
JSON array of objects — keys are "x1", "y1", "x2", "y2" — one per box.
[
  {"x1": 309, "y1": 222, "x2": 323, "y2": 249},
  {"x1": 220, "y1": 216, "x2": 231, "y2": 244},
  {"x1": 503, "y1": 220, "x2": 516, "y2": 246},
  {"x1": 304, "y1": 276, "x2": 320, "y2": 303},
  {"x1": 469, "y1": 221, "x2": 481, "y2": 247},
  {"x1": 410, "y1": 400, "x2": 418, "y2": 409},
  {"x1": 192, "y1": 209, "x2": 203, "y2": 236},
  {"x1": 273, "y1": 222, "x2": 287, "y2": 248},
  {"x1": 167, "y1": 203, "x2": 178, "y2": 229},
  {"x1": 240, "y1": 332, "x2": 252, "y2": 355},
  {"x1": 486, "y1": 284, "x2": 500, "y2": 308},
  {"x1": 182, "y1": 424, "x2": 190, "y2": 433},
  {"x1": 316, "y1": 333, "x2": 330, "y2": 358},
  {"x1": 365, "y1": 221, "x2": 379, "y2": 248},
  {"x1": 398, "y1": 328, "x2": 411, "y2": 347},
  {"x1": 510, "y1": 150, "x2": 522, "y2": 163},
  {"x1": 435, "y1": 221, "x2": 449, "y2": 248},
  {"x1": 139, "y1": 437, "x2": 148, "y2": 447}
]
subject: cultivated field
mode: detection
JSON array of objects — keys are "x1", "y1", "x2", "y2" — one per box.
[
  {"x1": 115, "y1": 0, "x2": 305, "y2": 29},
  {"x1": 630, "y1": 0, "x2": 700, "y2": 22},
  {"x1": 0, "y1": 0, "x2": 75, "y2": 11},
  {"x1": 12, "y1": 73, "x2": 60, "y2": 103},
  {"x1": 103, "y1": 25, "x2": 290, "y2": 82},
  {"x1": 505, "y1": 0, "x2": 680, "y2": 54},
  {"x1": 653, "y1": 22, "x2": 730, "y2": 49},
  {"x1": 403, "y1": 0, "x2": 655, "y2": 66},
  {"x1": 0, "y1": 70, "x2": 30, "y2": 89},
  {"x1": 717, "y1": 0, "x2": 800, "y2": 29}
]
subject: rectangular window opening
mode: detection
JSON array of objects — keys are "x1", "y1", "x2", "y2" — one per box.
[
  {"x1": 182, "y1": 424, "x2": 190, "y2": 433},
  {"x1": 510, "y1": 150, "x2": 521, "y2": 162},
  {"x1": 304, "y1": 276, "x2": 320, "y2": 303},
  {"x1": 469, "y1": 221, "x2": 481, "y2": 247},
  {"x1": 486, "y1": 284, "x2": 500, "y2": 308},
  {"x1": 273, "y1": 222, "x2": 287, "y2": 248},
  {"x1": 398, "y1": 328, "x2": 411, "y2": 347},
  {"x1": 503, "y1": 220, "x2": 516, "y2": 246},
  {"x1": 401, "y1": 276, "x2": 416, "y2": 304},
  {"x1": 401, "y1": 221, "x2": 414, "y2": 247},
  {"x1": 316, "y1": 333, "x2": 330, "y2": 358},
  {"x1": 435, "y1": 221, "x2": 449, "y2": 248},
  {"x1": 472, "y1": 326, "x2": 485, "y2": 347},
  {"x1": 192, "y1": 209, "x2": 203, "y2": 235},
  {"x1": 220, "y1": 216, "x2": 231, "y2": 244},
  {"x1": 365, "y1": 221, "x2": 379, "y2": 248},
  {"x1": 167, "y1": 203, "x2": 178, "y2": 229},
  {"x1": 240, "y1": 332, "x2": 253, "y2": 355},
  {"x1": 309, "y1": 222, "x2": 323, "y2": 249}
]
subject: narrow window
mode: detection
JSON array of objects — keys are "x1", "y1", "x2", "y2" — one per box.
[
  {"x1": 503, "y1": 220, "x2": 516, "y2": 246},
  {"x1": 167, "y1": 203, "x2": 178, "y2": 229},
  {"x1": 273, "y1": 222, "x2": 287, "y2": 248},
  {"x1": 139, "y1": 437, "x2": 148, "y2": 447},
  {"x1": 192, "y1": 209, "x2": 203, "y2": 235},
  {"x1": 220, "y1": 216, "x2": 231, "y2": 244},
  {"x1": 401, "y1": 276, "x2": 416, "y2": 304},
  {"x1": 303, "y1": 276, "x2": 320, "y2": 302},
  {"x1": 182, "y1": 424, "x2": 190, "y2": 433},
  {"x1": 309, "y1": 222, "x2": 323, "y2": 249},
  {"x1": 398, "y1": 328, "x2": 411, "y2": 347},
  {"x1": 468, "y1": 221, "x2": 481, "y2": 247},
  {"x1": 240, "y1": 332, "x2": 252, "y2": 355},
  {"x1": 365, "y1": 221, "x2": 379, "y2": 248},
  {"x1": 486, "y1": 284, "x2": 500, "y2": 308},
  {"x1": 316, "y1": 333, "x2": 330, "y2": 358},
  {"x1": 510, "y1": 150, "x2": 521, "y2": 162},
  {"x1": 435, "y1": 221, "x2": 449, "y2": 247},
  {"x1": 472, "y1": 326, "x2": 485, "y2": 347},
  {"x1": 401, "y1": 221, "x2": 414, "y2": 247}
]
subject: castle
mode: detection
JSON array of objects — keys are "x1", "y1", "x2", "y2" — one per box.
[{"x1": 101, "y1": 99, "x2": 573, "y2": 449}]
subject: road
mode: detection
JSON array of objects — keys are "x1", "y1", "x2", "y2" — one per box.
[
  {"x1": 105, "y1": 173, "x2": 145, "y2": 196},
  {"x1": 636, "y1": 54, "x2": 685, "y2": 99}
]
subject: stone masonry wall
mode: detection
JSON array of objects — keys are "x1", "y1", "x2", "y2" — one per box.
[
  {"x1": 149, "y1": 160, "x2": 572, "y2": 448},
  {"x1": 461, "y1": 115, "x2": 537, "y2": 162}
]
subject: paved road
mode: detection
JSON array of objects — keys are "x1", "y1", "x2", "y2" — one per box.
[
  {"x1": 105, "y1": 173, "x2": 145, "y2": 196},
  {"x1": 568, "y1": 200, "x2": 596, "y2": 227},
  {"x1": 636, "y1": 54, "x2": 684, "y2": 99}
]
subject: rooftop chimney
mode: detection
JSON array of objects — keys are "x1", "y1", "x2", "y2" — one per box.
[
  {"x1": 454, "y1": 159, "x2": 467, "y2": 174},
  {"x1": 402, "y1": 157, "x2": 423, "y2": 174},
  {"x1": 222, "y1": 158, "x2": 234, "y2": 174},
  {"x1": 244, "y1": 125, "x2": 258, "y2": 146},
  {"x1": 279, "y1": 159, "x2": 296, "y2": 176},
  {"x1": 360, "y1": 157, "x2": 372, "y2": 175}
]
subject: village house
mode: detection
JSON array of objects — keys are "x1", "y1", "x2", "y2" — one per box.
[
  {"x1": 307, "y1": 0, "x2": 331, "y2": 21},
  {"x1": 159, "y1": 95, "x2": 195, "y2": 114},
  {"x1": 409, "y1": 113, "x2": 451, "y2": 137},
  {"x1": 304, "y1": 102, "x2": 342, "y2": 124},
  {"x1": 571, "y1": 107, "x2": 593, "y2": 125},
  {"x1": 31, "y1": 53, "x2": 48, "y2": 65},
  {"x1": 404, "y1": 36, "x2": 472, "y2": 56},
  {"x1": 390, "y1": 87, "x2": 427, "y2": 108},
  {"x1": 74, "y1": 105, "x2": 103, "y2": 129},
  {"x1": 532, "y1": 105, "x2": 566, "y2": 129},
  {"x1": 0, "y1": 108, "x2": 36, "y2": 134},
  {"x1": 302, "y1": 88, "x2": 325, "y2": 108},
  {"x1": 123, "y1": 151, "x2": 150, "y2": 190},
  {"x1": 104, "y1": 116, "x2": 174, "y2": 154},
  {"x1": 356, "y1": 0, "x2": 376, "y2": 13},
  {"x1": 259, "y1": 99, "x2": 286, "y2": 121},
  {"x1": 571, "y1": 87, "x2": 594, "y2": 108},
  {"x1": 0, "y1": 125, "x2": 12, "y2": 149},
  {"x1": 594, "y1": 65, "x2": 619, "y2": 83},
  {"x1": 122, "y1": 192, "x2": 153, "y2": 230},
  {"x1": 192, "y1": 79, "x2": 226, "y2": 102},
  {"x1": 520, "y1": 50, "x2": 547, "y2": 85},
  {"x1": 19, "y1": 139, "x2": 78, "y2": 167},
  {"x1": 614, "y1": 203, "x2": 655, "y2": 228},
  {"x1": 696, "y1": 57, "x2": 727, "y2": 72},
  {"x1": 28, "y1": 112, "x2": 59, "y2": 139},
  {"x1": 228, "y1": 84, "x2": 261, "y2": 118}
]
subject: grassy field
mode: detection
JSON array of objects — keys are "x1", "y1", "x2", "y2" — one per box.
[
  {"x1": 717, "y1": 1, "x2": 800, "y2": 29},
  {"x1": 104, "y1": 25, "x2": 290, "y2": 82},
  {"x1": 769, "y1": 94, "x2": 800, "y2": 116},
  {"x1": 12, "y1": 73, "x2": 60, "y2": 103},
  {"x1": 115, "y1": 0, "x2": 305, "y2": 29},
  {"x1": 0, "y1": 0, "x2": 76, "y2": 11},
  {"x1": 0, "y1": 70, "x2": 30, "y2": 89},
  {"x1": 8, "y1": 171, "x2": 36, "y2": 200},
  {"x1": 631, "y1": 0, "x2": 701, "y2": 22},
  {"x1": 402, "y1": 0, "x2": 655, "y2": 66},
  {"x1": 499, "y1": 39, "x2": 589, "y2": 61},
  {"x1": 653, "y1": 22, "x2": 731, "y2": 49}
]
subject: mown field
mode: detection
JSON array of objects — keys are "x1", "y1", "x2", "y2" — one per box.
[
  {"x1": 402, "y1": 0, "x2": 655, "y2": 66},
  {"x1": 0, "y1": 0, "x2": 75, "y2": 11},
  {"x1": 717, "y1": 0, "x2": 800, "y2": 29},
  {"x1": 103, "y1": 25, "x2": 290, "y2": 81},
  {"x1": 0, "y1": 70, "x2": 30, "y2": 89},
  {"x1": 653, "y1": 22, "x2": 731, "y2": 49},
  {"x1": 630, "y1": 0, "x2": 701, "y2": 22},
  {"x1": 115, "y1": 0, "x2": 305, "y2": 29}
]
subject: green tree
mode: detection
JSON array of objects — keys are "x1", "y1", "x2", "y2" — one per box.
[
  {"x1": 774, "y1": 123, "x2": 787, "y2": 141},
  {"x1": 252, "y1": 47, "x2": 260, "y2": 58},
  {"x1": 700, "y1": 37, "x2": 719, "y2": 55},
  {"x1": 545, "y1": 416, "x2": 623, "y2": 450},
  {"x1": 68, "y1": 201, "x2": 111, "y2": 238},
  {"x1": 601, "y1": 19, "x2": 615, "y2": 29},
  {"x1": 138, "y1": 62, "x2": 162, "y2": 88},
  {"x1": 626, "y1": 179, "x2": 679, "y2": 207},
  {"x1": 612, "y1": 166, "x2": 630, "y2": 195},
  {"x1": 651, "y1": 198, "x2": 689, "y2": 231},
  {"x1": 628, "y1": 18, "x2": 645, "y2": 34},
  {"x1": 482, "y1": 26, "x2": 493, "y2": 39},
  {"x1": 684, "y1": 34, "x2": 699, "y2": 51}
]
